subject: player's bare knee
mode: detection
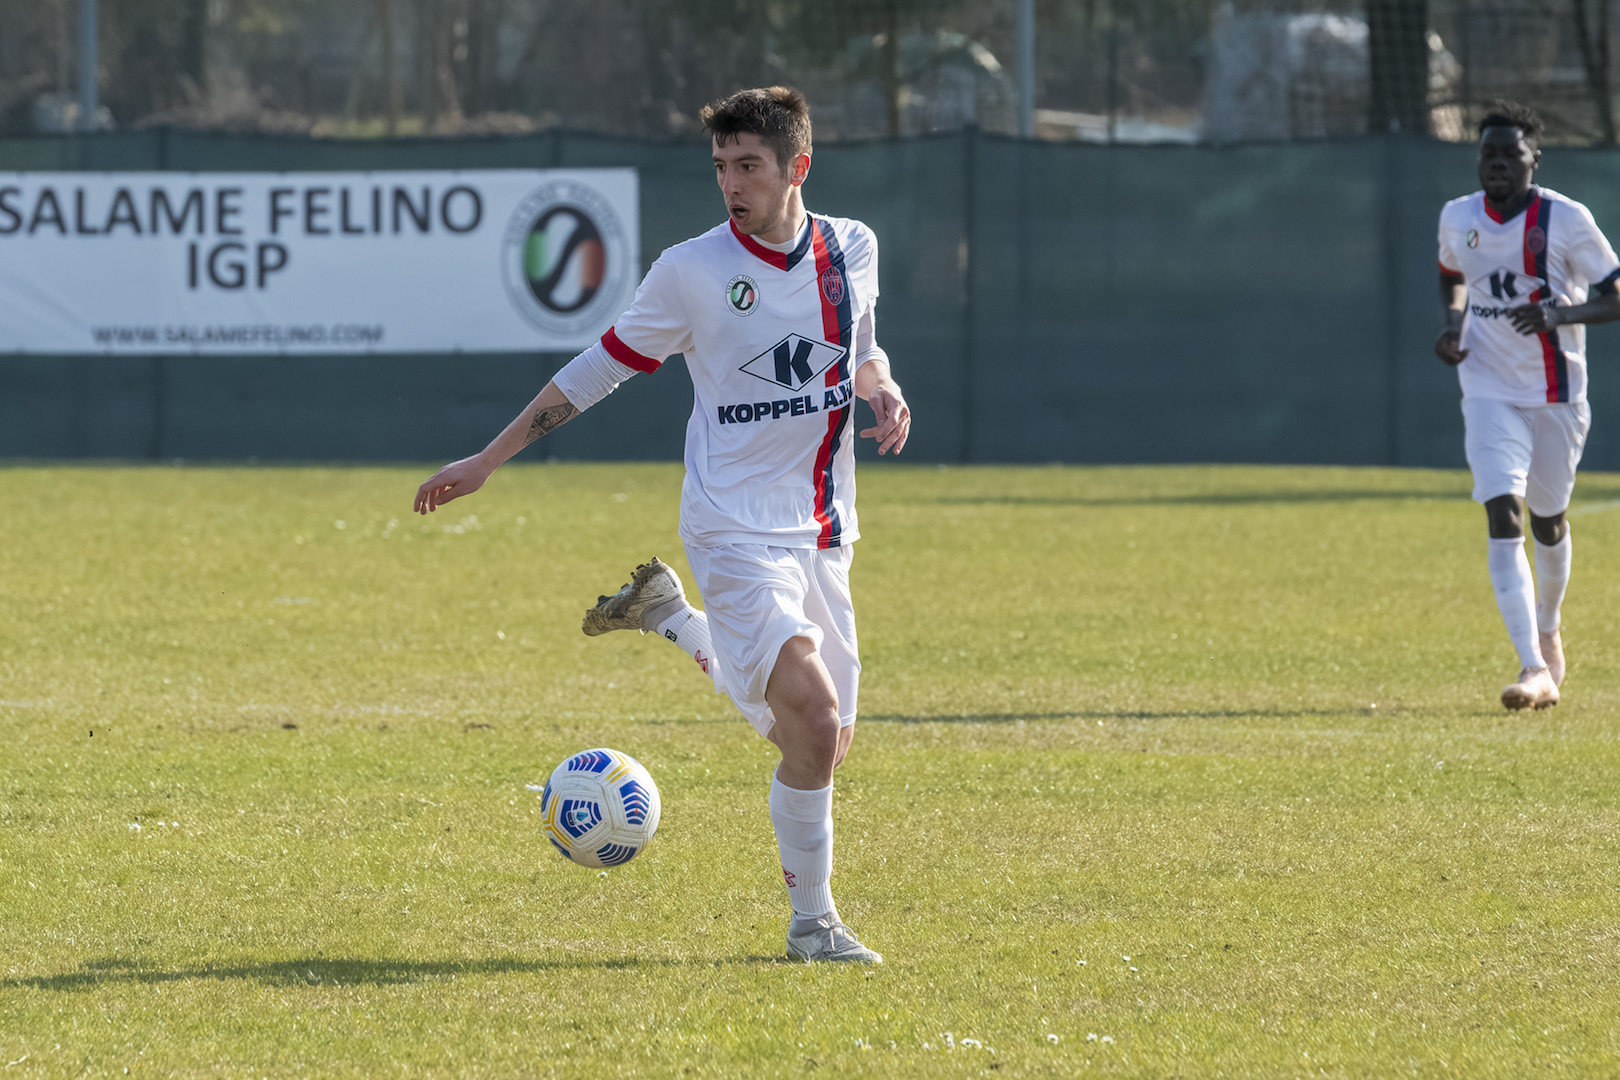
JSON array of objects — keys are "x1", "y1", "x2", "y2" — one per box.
[
  {"x1": 1529, "y1": 511, "x2": 1567, "y2": 546},
  {"x1": 1484, "y1": 495, "x2": 1524, "y2": 539},
  {"x1": 777, "y1": 708, "x2": 840, "y2": 778}
]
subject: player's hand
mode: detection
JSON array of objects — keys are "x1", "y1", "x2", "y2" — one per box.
[
  {"x1": 1434, "y1": 329, "x2": 1469, "y2": 366},
  {"x1": 860, "y1": 384, "x2": 911, "y2": 456},
  {"x1": 414, "y1": 454, "x2": 493, "y2": 514},
  {"x1": 1509, "y1": 302, "x2": 1560, "y2": 336}
]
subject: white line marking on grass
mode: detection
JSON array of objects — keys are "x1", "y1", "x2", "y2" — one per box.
[{"x1": 1570, "y1": 498, "x2": 1620, "y2": 516}]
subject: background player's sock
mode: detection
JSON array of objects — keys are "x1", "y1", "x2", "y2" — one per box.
[
  {"x1": 1534, "y1": 528, "x2": 1572, "y2": 632},
  {"x1": 1488, "y1": 537, "x2": 1545, "y2": 669},
  {"x1": 769, "y1": 774, "x2": 838, "y2": 926},
  {"x1": 653, "y1": 606, "x2": 722, "y2": 689}
]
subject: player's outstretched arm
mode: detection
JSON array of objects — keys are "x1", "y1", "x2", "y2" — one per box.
[
  {"x1": 1508, "y1": 289, "x2": 1620, "y2": 336},
  {"x1": 854, "y1": 359, "x2": 911, "y2": 456},
  {"x1": 414, "y1": 381, "x2": 579, "y2": 514}
]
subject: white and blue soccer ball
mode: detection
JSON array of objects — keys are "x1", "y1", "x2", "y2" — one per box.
[{"x1": 539, "y1": 748, "x2": 661, "y2": 868}]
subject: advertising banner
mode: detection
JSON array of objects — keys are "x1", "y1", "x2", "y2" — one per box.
[{"x1": 0, "y1": 169, "x2": 639, "y2": 354}]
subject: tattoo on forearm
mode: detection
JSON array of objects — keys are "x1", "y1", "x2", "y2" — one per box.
[{"x1": 525, "y1": 403, "x2": 578, "y2": 444}]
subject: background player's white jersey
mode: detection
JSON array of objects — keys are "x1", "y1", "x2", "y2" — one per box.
[
  {"x1": 1439, "y1": 186, "x2": 1620, "y2": 405},
  {"x1": 594, "y1": 214, "x2": 884, "y2": 549}
]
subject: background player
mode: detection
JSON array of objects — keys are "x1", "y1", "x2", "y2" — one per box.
[
  {"x1": 1435, "y1": 101, "x2": 1620, "y2": 710},
  {"x1": 414, "y1": 86, "x2": 910, "y2": 962}
]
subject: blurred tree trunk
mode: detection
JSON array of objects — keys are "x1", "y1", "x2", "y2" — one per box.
[
  {"x1": 418, "y1": 0, "x2": 440, "y2": 128},
  {"x1": 179, "y1": 0, "x2": 207, "y2": 101},
  {"x1": 463, "y1": 0, "x2": 493, "y2": 116},
  {"x1": 438, "y1": 0, "x2": 462, "y2": 123},
  {"x1": 881, "y1": 0, "x2": 901, "y2": 136},
  {"x1": 1572, "y1": 0, "x2": 1615, "y2": 145},
  {"x1": 1367, "y1": 0, "x2": 1429, "y2": 134},
  {"x1": 380, "y1": 0, "x2": 401, "y2": 134}
]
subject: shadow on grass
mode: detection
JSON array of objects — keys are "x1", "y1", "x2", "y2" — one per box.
[
  {"x1": 915, "y1": 489, "x2": 1471, "y2": 509},
  {"x1": 6, "y1": 952, "x2": 787, "y2": 993},
  {"x1": 862, "y1": 708, "x2": 1371, "y2": 724}
]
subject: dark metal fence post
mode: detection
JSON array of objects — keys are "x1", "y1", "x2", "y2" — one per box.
[
  {"x1": 961, "y1": 125, "x2": 976, "y2": 464},
  {"x1": 1383, "y1": 133, "x2": 1402, "y2": 465}
]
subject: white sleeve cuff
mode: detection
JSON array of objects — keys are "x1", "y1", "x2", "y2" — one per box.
[
  {"x1": 852, "y1": 305, "x2": 888, "y2": 371},
  {"x1": 551, "y1": 342, "x2": 640, "y2": 411}
]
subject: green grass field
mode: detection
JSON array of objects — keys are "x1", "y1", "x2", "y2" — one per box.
[{"x1": 3, "y1": 462, "x2": 1620, "y2": 1078}]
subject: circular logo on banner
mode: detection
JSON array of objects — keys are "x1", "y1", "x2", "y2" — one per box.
[
  {"x1": 725, "y1": 274, "x2": 760, "y2": 316},
  {"x1": 1526, "y1": 226, "x2": 1547, "y2": 253},
  {"x1": 503, "y1": 180, "x2": 632, "y2": 338},
  {"x1": 1466, "y1": 228, "x2": 1479, "y2": 249},
  {"x1": 819, "y1": 265, "x2": 846, "y2": 307}
]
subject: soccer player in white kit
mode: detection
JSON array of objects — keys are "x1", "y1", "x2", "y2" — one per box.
[
  {"x1": 414, "y1": 87, "x2": 910, "y2": 962},
  {"x1": 1435, "y1": 102, "x2": 1620, "y2": 710}
]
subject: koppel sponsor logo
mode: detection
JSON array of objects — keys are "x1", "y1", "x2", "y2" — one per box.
[
  {"x1": 726, "y1": 274, "x2": 760, "y2": 316},
  {"x1": 1471, "y1": 300, "x2": 1557, "y2": 319},
  {"x1": 715, "y1": 379, "x2": 853, "y2": 426},
  {"x1": 502, "y1": 179, "x2": 631, "y2": 337}
]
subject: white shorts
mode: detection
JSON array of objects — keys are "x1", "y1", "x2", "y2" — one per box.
[
  {"x1": 1462, "y1": 398, "x2": 1591, "y2": 516},
  {"x1": 682, "y1": 542, "x2": 860, "y2": 738}
]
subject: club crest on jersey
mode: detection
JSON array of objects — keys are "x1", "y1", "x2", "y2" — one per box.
[
  {"x1": 1471, "y1": 265, "x2": 1547, "y2": 302},
  {"x1": 819, "y1": 265, "x2": 846, "y2": 306},
  {"x1": 726, "y1": 274, "x2": 760, "y2": 316},
  {"x1": 1466, "y1": 228, "x2": 1479, "y2": 248},
  {"x1": 740, "y1": 333, "x2": 845, "y2": 392},
  {"x1": 1526, "y1": 225, "x2": 1546, "y2": 253}
]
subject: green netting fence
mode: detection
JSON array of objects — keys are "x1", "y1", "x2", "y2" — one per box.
[{"x1": 4, "y1": 128, "x2": 1619, "y2": 469}]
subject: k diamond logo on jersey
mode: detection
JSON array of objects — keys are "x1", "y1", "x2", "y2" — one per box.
[
  {"x1": 740, "y1": 333, "x2": 845, "y2": 391},
  {"x1": 1471, "y1": 266, "x2": 1548, "y2": 302}
]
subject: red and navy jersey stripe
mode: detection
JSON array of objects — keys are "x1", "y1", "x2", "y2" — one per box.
[
  {"x1": 809, "y1": 216, "x2": 854, "y2": 549},
  {"x1": 1525, "y1": 191, "x2": 1570, "y2": 403}
]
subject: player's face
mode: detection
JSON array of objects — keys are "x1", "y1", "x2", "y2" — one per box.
[
  {"x1": 1476, "y1": 126, "x2": 1539, "y2": 203},
  {"x1": 713, "y1": 133, "x2": 809, "y2": 238}
]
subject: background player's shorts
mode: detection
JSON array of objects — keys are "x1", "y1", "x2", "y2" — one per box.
[
  {"x1": 682, "y1": 542, "x2": 859, "y2": 739},
  {"x1": 1462, "y1": 398, "x2": 1591, "y2": 515}
]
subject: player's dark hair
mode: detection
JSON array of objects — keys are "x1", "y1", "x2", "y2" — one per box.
[
  {"x1": 1478, "y1": 100, "x2": 1543, "y2": 146},
  {"x1": 700, "y1": 87, "x2": 812, "y2": 172}
]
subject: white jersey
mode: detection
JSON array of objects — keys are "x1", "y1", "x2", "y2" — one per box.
[
  {"x1": 584, "y1": 214, "x2": 883, "y2": 549},
  {"x1": 1439, "y1": 186, "x2": 1620, "y2": 405}
]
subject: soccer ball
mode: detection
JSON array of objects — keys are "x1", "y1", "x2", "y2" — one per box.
[{"x1": 539, "y1": 748, "x2": 661, "y2": 868}]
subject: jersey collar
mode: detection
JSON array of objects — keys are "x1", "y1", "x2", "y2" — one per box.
[
  {"x1": 1483, "y1": 185, "x2": 1539, "y2": 225},
  {"x1": 729, "y1": 216, "x2": 815, "y2": 271}
]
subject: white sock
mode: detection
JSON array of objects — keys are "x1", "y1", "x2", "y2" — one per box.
[
  {"x1": 769, "y1": 774, "x2": 837, "y2": 924},
  {"x1": 1488, "y1": 537, "x2": 1545, "y2": 669},
  {"x1": 654, "y1": 606, "x2": 722, "y2": 690},
  {"x1": 1534, "y1": 528, "x2": 1572, "y2": 633}
]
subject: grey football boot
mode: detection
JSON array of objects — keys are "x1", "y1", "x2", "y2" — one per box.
[
  {"x1": 582, "y1": 557, "x2": 687, "y2": 637},
  {"x1": 1501, "y1": 665, "x2": 1559, "y2": 711},
  {"x1": 786, "y1": 916, "x2": 883, "y2": 964}
]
